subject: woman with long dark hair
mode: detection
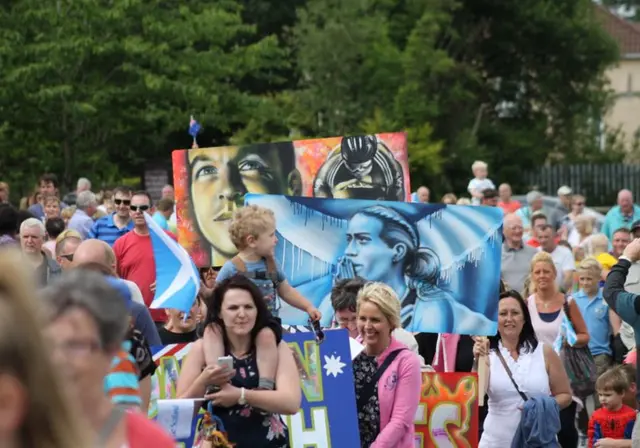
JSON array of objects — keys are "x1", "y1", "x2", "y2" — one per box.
[
  {"x1": 474, "y1": 290, "x2": 572, "y2": 447},
  {"x1": 177, "y1": 275, "x2": 301, "y2": 447}
]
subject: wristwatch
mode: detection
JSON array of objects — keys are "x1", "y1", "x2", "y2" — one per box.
[{"x1": 238, "y1": 387, "x2": 247, "y2": 405}]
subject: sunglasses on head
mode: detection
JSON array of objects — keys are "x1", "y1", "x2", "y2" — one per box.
[
  {"x1": 129, "y1": 205, "x2": 150, "y2": 212},
  {"x1": 114, "y1": 199, "x2": 131, "y2": 206}
]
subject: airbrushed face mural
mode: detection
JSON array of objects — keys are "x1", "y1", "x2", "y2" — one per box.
[
  {"x1": 173, "y1": 133, "x2": 410, "y2": 267},
  {"x1": 245, "y1": 195, "x2": 503, "y2": 336}
]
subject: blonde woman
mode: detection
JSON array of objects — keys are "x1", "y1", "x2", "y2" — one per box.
[
  {"x1": 568, "y1": 214, "x2": 595, "y2": 251},
  {"x1": 353, "y1": 282, "x2": 421, "y2": 447},
  {"x1": 0, "y1": 247, "x2": 88, "y2": 447},
  {"x1": 526, "y1": 251, "x2": 589, "y2": 447},
  {"x1": 589, "y1": 233, "x2": 618, "y2": 275}
]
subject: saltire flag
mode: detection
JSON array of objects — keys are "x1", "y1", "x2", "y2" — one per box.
[
  {"x1": 553, "y1": 310, "x2": 578, "y2": 353},
  {"x1": 145, "y1": 214, "x2": 199, "y2": 314}
]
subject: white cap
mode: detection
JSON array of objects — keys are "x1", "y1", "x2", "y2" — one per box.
[{"x1": 557, "y1": 186, "x2": 572, "y2": 196}]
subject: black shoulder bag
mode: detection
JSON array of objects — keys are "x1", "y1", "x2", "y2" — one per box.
[{"x1": 357, "y1": 348, "x2": 406, "y2": 410}]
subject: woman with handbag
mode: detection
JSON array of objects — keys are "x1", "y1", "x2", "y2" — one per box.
[
  {"x1": 473, "y1": 289, "x2": 572, "y2": 447},
  {"x1": 352, "y1": 282, "x2": 422, "y2": 447},
  {"x1": 526, "y1": 251, "x2": 591, "y2": 447}
]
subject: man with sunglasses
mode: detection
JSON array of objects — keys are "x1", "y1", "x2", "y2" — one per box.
[
  {"x1": 54, "y1": 232, "x2": 82, "y2": 270},
  {"x1": 89, "y1": 186, "x2": 135, "y2": 246},
  {"x1": 114, "y1": 190, "x2": 177, "y2": 327}
]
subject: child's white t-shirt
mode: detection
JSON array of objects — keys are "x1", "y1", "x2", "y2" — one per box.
[{"x1": 467, "y1": 177, "x2": 495, "y2": 205}]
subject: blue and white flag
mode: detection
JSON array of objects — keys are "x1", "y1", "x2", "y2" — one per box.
[
  {"x1": 145, "y1": 214, "x2": 199, "y2": 313},
  {"x1": 553, "y1": 310, "x2": 578, "y2": 353}
]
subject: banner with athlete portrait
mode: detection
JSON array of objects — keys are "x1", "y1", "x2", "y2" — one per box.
[
  {"x1": 172, "y1": 133, "x2": 410, "y2": 267},
  {"x1": 244, "y1": 194, "x2": 503, "y2": 335}
]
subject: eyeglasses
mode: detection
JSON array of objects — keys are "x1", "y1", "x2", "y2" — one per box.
[
  {"x1": 129, "y1": 205, "x2": 150, "y2": 212},
  {"x1": 51, "y1": 339, "x2": 101, "y2": 357},
  {"x1": 114, "y1": 199, "x2": 131, "y2": 206},
  {"x1": 59, "y1": 253, "x2": 74, "y2": 262},
  {"x1": 573, "y1": 202, "x2": 584, "y2": 206}
]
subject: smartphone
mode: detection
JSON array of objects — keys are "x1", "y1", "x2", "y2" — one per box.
[
  {"x1": 204, "y1": 384, "x2": 220, "y2": 396},
  {"x1": 217, "y1": 355, "x2": 234, "y2": 371},
  {"x1": 309, "y1": 318, "x2": 325, "y2": 344}
]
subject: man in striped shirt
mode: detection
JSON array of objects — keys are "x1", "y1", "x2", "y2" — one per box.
[{"x1": 89, "y1": 186, "x2": 134, "y2": 246}]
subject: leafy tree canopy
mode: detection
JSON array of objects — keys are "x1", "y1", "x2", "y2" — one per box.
[{"x1": 0, "y1": 0, "x2": 621, "y2": 201}]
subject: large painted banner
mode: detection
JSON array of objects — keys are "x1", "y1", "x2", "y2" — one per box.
[
  {"x1": 245, "y1": 194, "x2": 503, "y2": 335},
  {"x1": 150, "y1": 338, "x2": 480, "y2": 447},
  {"x1": 172, "y1": 133, "x2": 410, "y2": 267},
  {"x1": 416, "y1": 372, "x2": 479, "y2": 448},
  {"x1": 149, "y1": 329, "x2": 360, "y2": 447}
]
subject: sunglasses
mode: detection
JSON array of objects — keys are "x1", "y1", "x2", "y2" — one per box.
[
  {"x1": 129, "y1": 205, "x2": 150, "y2": 212},
  {"x1": 59, "y1": 254, "x2": 74, "y2": 262},
  {"x1": 114, "y1": 199, "x2": 131, "y2": 206}
]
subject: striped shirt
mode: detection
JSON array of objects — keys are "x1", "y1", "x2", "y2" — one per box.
[
  {"x1": 104, "y1": 341, "x2": 141, "y2": 407},
  {"x1": 89, "y1": 213, "x2": 133, "y2": 246}
]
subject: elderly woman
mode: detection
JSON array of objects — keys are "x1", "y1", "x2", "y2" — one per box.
[
  {"x1": 526, "y1": 251, "x2": 589, "y2": 447},
  {"x1": 41, "y1": 270, "x2": 175, "y2": 447},
  {"x1": 352, "y1": 282, "x2": 422, "y2": 447},
  {"x1": 177, "y1": 275, "x2": 301, "y2": 447},
  {"x1": 0, "y1": 248, "x2": 87, "y2": 447},
  {"x1": 474, "y1": 289, "x2": 572, "y2": 447}
]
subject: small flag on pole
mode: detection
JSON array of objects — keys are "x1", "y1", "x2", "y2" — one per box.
[
  {"x1": 145, "y1": 214, "x2": 200, "y2": 314},
  {"x1": 189, "y1": 116, "x2": 201, "y2": 149}
]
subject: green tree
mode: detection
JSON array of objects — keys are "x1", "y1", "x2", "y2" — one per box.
[
  {"x1": 275, "y1": 0, "x2": 619, "y2": 196},
  {"x1": 0, "y1": 0, "x2": 286, "y2": 196}
]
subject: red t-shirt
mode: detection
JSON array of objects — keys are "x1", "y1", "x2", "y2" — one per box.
[
  {"x1": 126, "y1": 411, "x2": 175, "y2": 448},
  {"x1": 527, "y1": 236, "x2": 561, "y2": 248},
  {"x1": 114, "y1": 230, "x2": 177, "y2": 322},
  {"x1": 498, "y1": 200, "x2": 522, "y2": 214}
]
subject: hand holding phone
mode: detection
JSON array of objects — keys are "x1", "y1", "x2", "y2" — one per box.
[{"x1": 217, "y1": 355, "x2": 234, "y2": 372}]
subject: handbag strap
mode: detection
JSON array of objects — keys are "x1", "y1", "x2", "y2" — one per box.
[
  {"x1": 356, "y1": 348, "x2": 406, "y2": 410},
  {"x1": 495, "y1": 349, "x2": 528, "y2": 402}
]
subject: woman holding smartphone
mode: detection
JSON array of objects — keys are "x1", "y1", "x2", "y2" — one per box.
[{"x1": 177, "y1": 275, "x2": 301, "y2": 447}]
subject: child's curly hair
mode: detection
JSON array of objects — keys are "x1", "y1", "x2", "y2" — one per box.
[{"x1": 228, "y1": 205, "x2": 275, "y2": 250}]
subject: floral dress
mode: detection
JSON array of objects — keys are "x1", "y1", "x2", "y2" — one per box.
[
  {"x1": 213, "y1": 352, "x2": 289, "y2": 447},
  {"x1": 353, "y1": 353, "x2": 380, "y2": 447}
]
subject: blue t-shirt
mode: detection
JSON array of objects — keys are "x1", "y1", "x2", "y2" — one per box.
[
  {"x1": 573, "y1": 289, "x2": 611, "y2": 356},
  {"x1": 217, "y1": 258, "x2": 286, "y2": 316}
]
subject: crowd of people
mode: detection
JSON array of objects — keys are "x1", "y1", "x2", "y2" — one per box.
[{"x1": 2, "y1": 164, "x2": 640, "y2": 447}]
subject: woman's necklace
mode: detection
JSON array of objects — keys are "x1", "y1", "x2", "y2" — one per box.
[{"x1": 536, "y1": 293, "x2": 556, "y2": 310}]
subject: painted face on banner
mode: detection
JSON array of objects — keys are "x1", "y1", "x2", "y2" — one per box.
[
  {"x1": 188, "y1": 145, "x2": 296, "y2": 258},
  {"x1": 344, "y1": 213, "x2": 395, "y2": 282}
]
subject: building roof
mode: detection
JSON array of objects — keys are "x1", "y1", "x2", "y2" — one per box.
[{"x1": 595, "y1": 5, "x2": 640, "y2": 57}]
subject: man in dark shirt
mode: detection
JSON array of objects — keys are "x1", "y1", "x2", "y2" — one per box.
[{"x1": 603, "y1": 237, "x2": 640, "y2": 442}]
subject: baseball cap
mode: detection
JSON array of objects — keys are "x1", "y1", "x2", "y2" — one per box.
[
  {"x1": 557, "y1": 186, "x2": 572, "y2": 196},
  {"x1": 104, "y1": 276, "x2": 133, "y2": 311}
]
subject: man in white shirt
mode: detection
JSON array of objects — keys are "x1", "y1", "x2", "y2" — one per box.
[{"x1": 538, "y1": 224, "x2": 575, "y2": 292}]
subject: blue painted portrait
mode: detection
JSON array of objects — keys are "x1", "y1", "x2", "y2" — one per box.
[{"x1": 244, "y1": 194, "x2": 503, "y2": 336}]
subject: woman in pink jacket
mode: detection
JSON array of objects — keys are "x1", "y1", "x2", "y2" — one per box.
[{"x1": 352, "y1": 282, "x2": 422, "y2": 447}]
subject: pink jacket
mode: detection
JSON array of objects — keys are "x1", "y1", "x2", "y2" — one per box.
[
  {"x1": 432, "y1": 333, "x2": 461, "y2": 373},
  {"x1": 362, "y1": 337, "x2": 422, "y2": 448}
]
